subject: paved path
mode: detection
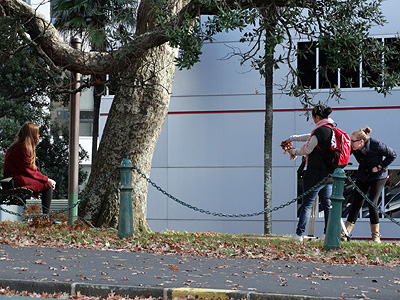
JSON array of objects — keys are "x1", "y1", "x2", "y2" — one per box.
[{"x1": 1, "y1": 244, "x2": 399, "y2": 300}]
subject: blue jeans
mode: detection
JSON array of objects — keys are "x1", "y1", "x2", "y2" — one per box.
[{"x1": 296, "y1": 183, "x2": 332, "y2": 236}]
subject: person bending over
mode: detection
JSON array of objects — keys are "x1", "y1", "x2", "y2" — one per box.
[{"x1": 342, "y1": 127, "x2": 396, "y2": 243}]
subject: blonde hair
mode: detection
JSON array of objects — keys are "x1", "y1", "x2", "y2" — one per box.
[
  {"x1": 13, "y1": 122, "x2": 40, "y2": 170},
  {"x1": 352, "y1": 127, "x2": 372, "y2": 142}
]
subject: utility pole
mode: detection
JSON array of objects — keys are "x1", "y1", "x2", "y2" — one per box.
[{"x1": 68, "y1": 37, "x2": 82, "y2": 225}]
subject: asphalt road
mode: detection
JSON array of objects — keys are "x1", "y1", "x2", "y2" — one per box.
[{"x1": 1, "y1": 244, "x2": 399, "y2": 300}]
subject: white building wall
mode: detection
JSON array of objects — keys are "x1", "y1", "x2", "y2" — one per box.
[{"x1": 144, "y1": 1, "x2": 400, "y2": 238}]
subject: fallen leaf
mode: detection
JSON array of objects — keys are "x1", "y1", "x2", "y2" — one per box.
[{"x1": 170, "y1": 265, "x2": 179, "y2": 271}]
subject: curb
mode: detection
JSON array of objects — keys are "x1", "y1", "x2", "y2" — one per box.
[{"x1": 0, "y1": 279, "x2": 360, "y2": 300}]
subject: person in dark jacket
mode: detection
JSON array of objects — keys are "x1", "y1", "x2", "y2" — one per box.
[
  {"x1": 342, "y1": 127, "x2": 396, "y2": 243},
  {"x1": 3, "y1": 122, "x2": 56, "y2": 214},
  {"x1": 282, "y1": 104, "x2": 334, "y2": 242}
]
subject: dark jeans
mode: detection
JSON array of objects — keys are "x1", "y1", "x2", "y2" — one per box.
[
  {"x1": 347, "y1": 178, "x2": 386, "y2": 225},
  {"x1": 40, "y1": 189, "x2": 53, "y2": 214},
  {"x1": 296, "y1": 183, "x2": 332, "y2": 236}
]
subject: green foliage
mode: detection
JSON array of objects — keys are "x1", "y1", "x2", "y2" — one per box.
[
  {"x1": 0, "y1": 119, "x2": 20, "y2": 173},
  {"x1": 0, "y1": 16, "x2": 69, "y2": 104},
  {"x1": 52, "y1": 0, "x2": 139, "y2": 49},
  {"x1": 0, "y1": 15, "x2": 88, "y2": 198},
  {"x1": 0, "y1": 24, "x2": 53, "y2": 174}
]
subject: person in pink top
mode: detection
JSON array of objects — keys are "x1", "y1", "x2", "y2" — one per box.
[{"x1": 3, "y1": 122, "x2": 56, "y2": 214}]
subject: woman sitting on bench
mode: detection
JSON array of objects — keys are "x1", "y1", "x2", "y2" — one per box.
[{"x1": 3, "y1": 122, "x2": 56, "y2": 214}]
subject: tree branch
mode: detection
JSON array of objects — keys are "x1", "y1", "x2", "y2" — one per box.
[
  {"x1": 0, "y1": 0, "x2": 312, "y2": 75},
  {"x1": 199, "y1": 0, "x2": 312, "y2": 14}
]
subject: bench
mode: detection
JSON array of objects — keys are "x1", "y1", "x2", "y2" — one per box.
[
  {"x1": 1, "y1": 177, "x2": 70, "y2": 214},
  {"x1": 25, "y1": 198, "x2": 69, "y2": 212},
  {"x1": 0, "y1": 179, "x2": 33, "y2": 221},
  {"x1": 0, "y1": 187, "x2": 33, "y2": 206}
]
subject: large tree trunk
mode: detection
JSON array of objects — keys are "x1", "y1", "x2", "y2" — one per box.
[{"x1": 79, "y1": 43, "x2": 178, "y2": 231}]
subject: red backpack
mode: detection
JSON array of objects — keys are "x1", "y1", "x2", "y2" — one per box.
[{"x1": 320, "y1": 124, "x2": 351, "y2": 172}]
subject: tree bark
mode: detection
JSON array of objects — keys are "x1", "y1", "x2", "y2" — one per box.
[
  {"x1": 262, "y1": 7, "x2": 277, "y2": 235},
  {"x1": 264, "y1": 55, "x2": 274, "y2": 235},
  {"x1": 78, "y1": 43, "x2": 178, "y2": 231}
]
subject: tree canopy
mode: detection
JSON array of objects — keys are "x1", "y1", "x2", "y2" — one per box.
[{"x1": 3, "y1": 0, "x2": 397, "y2": 102}]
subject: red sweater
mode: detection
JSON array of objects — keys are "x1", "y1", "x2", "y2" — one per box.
[{"x1": 3, "y1": 142, "x2": 51, "y2": 194}]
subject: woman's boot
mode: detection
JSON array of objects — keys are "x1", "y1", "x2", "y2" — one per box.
[
  {"x1": 370, "y1": 223, "x2": 381, "y2": 243},
  {"x1": 41, "y1": 189, "x2": 53, "y2": 215},
  {"x1": 341, "y1": 221, "x2": 355, "y2": 241}
]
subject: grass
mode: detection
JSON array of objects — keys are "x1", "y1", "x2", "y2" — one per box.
[{"x1": 1, "y1": 210, "x2": 400, "y2": 267}]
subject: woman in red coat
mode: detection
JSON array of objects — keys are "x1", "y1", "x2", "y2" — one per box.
[{"x1": 3, "y1": 122, "x2": 56, "y2": 214}]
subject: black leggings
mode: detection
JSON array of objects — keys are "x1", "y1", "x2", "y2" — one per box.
[
  {"x1": 40, "y1": 189, "x2": 53, "y2": 215},
  {"x1": 347, "y1": 178, "x2": 386, "y2": 225}
]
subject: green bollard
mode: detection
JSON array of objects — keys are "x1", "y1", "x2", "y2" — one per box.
[
  {"x1": 118, "y1": 159, "x2": 134, "y2": 239},
  {"x1": 324, "y1": 168, "x2": 346, "y2": 251}
]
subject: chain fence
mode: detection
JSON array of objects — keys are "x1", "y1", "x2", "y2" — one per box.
[
  {"x1": 131, "y1": 166, "x2": 400, "y2": 227},
  {"x1": 2, "y1": 161, "x2": 400, "y2": 229},
  {"x1": 132, "y1": 165, "x2": 329, "y2": 218},
  {"x1": 347, "y1": 176, "x2": 400, "y2": 227}
]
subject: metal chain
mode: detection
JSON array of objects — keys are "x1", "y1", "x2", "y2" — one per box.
[
  {"x1": 0, "y1": 162, "x2": 334, "y2": 221},
  {"x1": 347, "y1": 176, "x2": 400, "y2": 226},
  {"x1": 0, "y1": 167, "x2": 119, "y2": 219},
  {"x1": 132, "y1": 164, "x2": 330, "y2": 218}
]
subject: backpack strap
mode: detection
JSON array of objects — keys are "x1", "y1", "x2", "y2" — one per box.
[
  {"x1": 315, "y1": 123, "x2": 335, "y2": 151},
  {"x1": 323, "y1": 122, "x2": 336, "y2": 129}
]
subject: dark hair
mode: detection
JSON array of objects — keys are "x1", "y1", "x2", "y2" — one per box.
[{"x1": 312, "y1": 104, "x2": 332, "y2": 119}]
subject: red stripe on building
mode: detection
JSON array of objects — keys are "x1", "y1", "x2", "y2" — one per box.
[{"x1": 99, "y1": 106, "x2": 400, "y2": 117}]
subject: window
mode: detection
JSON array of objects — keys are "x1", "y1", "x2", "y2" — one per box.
[
  {"x1": 344, "y1": 169, "x2": 400, "y2": 219},
  {"x1": 297, "y1": 42, "x2": 316, "y2": 89},
  {"x1": 80, "y1": 111, "x2": 94, "y2": 136},
  {"x1": 318, "y1": 48, "x2": 338, "y2": 89},
  {"x1": 297, "y1": 169, "x2": 400, "y2": 222},
  {"x1": 384, "y1": 38, "x2": 400, "y2": 75},
  {"x1": 297, "y1": 38, "x2": 399, "y2": 89}
]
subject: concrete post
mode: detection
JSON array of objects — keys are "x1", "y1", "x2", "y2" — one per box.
[
  {"x1": 118, "y1": 159, "x2": 134, "y2": 239},
  {"x1": 68, "y1": 37, "x2": 82, "y2": 225},
  {"x1": 324, "y1": 168, "x2": 346, "y2": 251}
]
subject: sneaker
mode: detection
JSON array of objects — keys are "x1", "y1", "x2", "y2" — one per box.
[
  {"x1": 290, "y1": 234, "x2": 303, "y2": 242},
  {"x1": 319, "y1": 234, "x2": 325, "y2": 241},
  {"x1": 52, "y1": 218, "x2": 62, "y2": 225}
]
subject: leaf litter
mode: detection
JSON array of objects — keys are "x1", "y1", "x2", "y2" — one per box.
[{"x1": 1, "y1": 213, "x2": 400, "y2": 299}]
